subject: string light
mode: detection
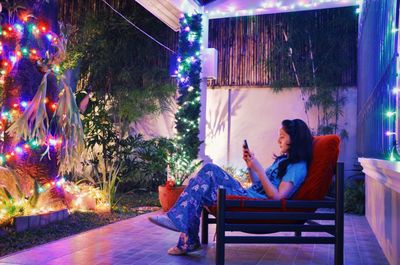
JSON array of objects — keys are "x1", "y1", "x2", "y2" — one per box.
[
  {"x1": 386, "y1": 111, "x2": 396, "y2": 118},
  {"x1": 205, "y1": 0, "x2": 360, "y2": 19}
]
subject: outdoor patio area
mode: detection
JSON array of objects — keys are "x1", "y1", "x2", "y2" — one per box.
[
  {"x1": 0, "y1": 210, "x2": 389, "y2": 265},
  {"x1": 1, "y1": 0, "x2": 400, "y2": 264}
]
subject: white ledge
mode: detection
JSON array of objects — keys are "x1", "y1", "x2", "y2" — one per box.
[{"x1": 358, "y1": 157, "x2": 400, "y2": 194}]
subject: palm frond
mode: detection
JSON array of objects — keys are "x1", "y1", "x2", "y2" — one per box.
[
  {"x1": 6, "y1": 71, "x2": 50, "y2": 143},
  {"x1": 54, "y1": 79, "x2": 85, "y2": 175}
]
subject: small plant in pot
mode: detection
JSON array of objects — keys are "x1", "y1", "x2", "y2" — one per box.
[{"x1": 158, "y1": 151, "x2": 201, "y2": 212}]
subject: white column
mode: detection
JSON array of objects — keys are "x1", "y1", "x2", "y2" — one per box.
[{"x1": 198, "y1": 13, "x2": 212, "y2": 163}]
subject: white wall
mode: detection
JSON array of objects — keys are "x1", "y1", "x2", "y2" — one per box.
[
  {"x1": 130, "y1": 86, "x2": 358, "y2": 177},
  {"x1": 130, "y1": 106, "x2": 176, "y2": 139},
  {"x1": 359, "y1": 158, "x2": 400, "y2": 265},
  {"x1": 205, "y1": 87, "x2": 358, "y2": 176}
]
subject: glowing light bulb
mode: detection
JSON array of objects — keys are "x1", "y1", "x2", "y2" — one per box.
[
  {"x1": 14, "y1": 24, "x2": 23, "y2": 32},
  {"x1": 49, "y1": 138, "x2": 58, "y2": 146},
  {"x1": 15, "y1": 146, "x2": 23, "y2": 154},
  {"x1": 386, "y1": 111, "x2": 396, "y2": 118},
  {"x1": 10, "y1": 56, "x2": 16, "y2": 64}
]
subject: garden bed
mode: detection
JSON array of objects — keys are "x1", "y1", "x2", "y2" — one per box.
[{"x1": 0, "y1": 190, "x2": 160, "y2": 257}]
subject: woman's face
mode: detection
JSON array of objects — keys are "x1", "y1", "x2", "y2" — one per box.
[{"x1": 278, "y1": 127, "x2": 291, "y2": 154}]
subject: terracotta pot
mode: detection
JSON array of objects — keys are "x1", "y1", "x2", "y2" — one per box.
[{"x1": 158, "y1": 185, "x2": 186, "y2": 212}]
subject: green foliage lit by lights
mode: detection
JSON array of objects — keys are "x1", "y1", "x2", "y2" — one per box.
[{"x1": 174, "y1": 14, "x2": 202, "y2": 161}]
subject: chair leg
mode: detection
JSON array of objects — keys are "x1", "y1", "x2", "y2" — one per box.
[
  {"x1": 201, "y1": 207, "x2": 209, "y2": 244},
  {"x1": 335, "y1": 162, "x2": 344, "y2": 265},
  {"x1": 216, "y1": 188, "x2": 226, "y2": 265}
]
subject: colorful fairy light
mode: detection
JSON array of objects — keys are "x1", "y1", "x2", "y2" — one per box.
[
  {"x1": 386, "y1": 111, "x2": 396, "y2": 118},
  {"x1": 204, "y1": 0, "x2": 360, "y2": 19},
  {"x1": 14, "y1": 146, "x2": 23, "y2": 154}
]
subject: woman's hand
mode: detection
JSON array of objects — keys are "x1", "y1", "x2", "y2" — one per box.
[{"x1": 243, "y1": 148, "x2": 262, "y2": 171}]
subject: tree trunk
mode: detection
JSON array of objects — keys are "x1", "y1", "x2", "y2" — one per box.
[{"x1": 2, "y1": 2, "x2": 61, "y2": 199}]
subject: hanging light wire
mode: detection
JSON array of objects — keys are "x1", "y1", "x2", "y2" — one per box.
[{"x1": 101, "y1": 0, "x2": 176, "y2": 54}]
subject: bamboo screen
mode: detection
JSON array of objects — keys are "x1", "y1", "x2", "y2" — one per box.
[{"x1": 208, "y1": 7, "x2": 357, "y2": 87}]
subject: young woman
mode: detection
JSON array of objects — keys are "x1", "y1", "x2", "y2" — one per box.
[{"x1": 149, "y1": 119, "x2": 313, "y2": 255}]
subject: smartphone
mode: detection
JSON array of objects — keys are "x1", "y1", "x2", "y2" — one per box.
[{"x1": 243, "y1": 139, "x2": 249, "y2": 150}]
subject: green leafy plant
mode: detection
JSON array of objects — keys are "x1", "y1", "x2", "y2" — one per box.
[
  {"x1": 90, "y1": 156, "x2": 120, "y2": 208},
  {"x1": 81, "y1": 97, "x2": 175, "y2": 192},
  {"x1": 64, "y1": 10, "x2": 176, "y2": 126},
  {"x1": 344, "y1": 180, "x2": 365, "y2": 215},
  {"x1": 0, "y1": 179, "x2": 41, "y2": 223},
  {"x1": 222, "y1": 166, "x2": 249, "y2": 184},
  {"x1": 79, "y1": 95, "x2": 121, "y2": 207},
  {"x1": 119, "y1": 135, "x2": 175, "y2": 191},
  {"x1": 167, "y1": 148, "x2": 202, "y2": 187}
]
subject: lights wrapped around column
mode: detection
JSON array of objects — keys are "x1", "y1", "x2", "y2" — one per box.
[{"x1": 174, "y1": 13, "x2": 202, "y2": 161}]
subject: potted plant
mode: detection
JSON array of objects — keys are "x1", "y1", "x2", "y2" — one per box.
[{"x1": 158, "y1": 152, "x2": 201, "y2": 212}]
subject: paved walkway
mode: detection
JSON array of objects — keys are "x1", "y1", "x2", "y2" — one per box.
[{"x1": 0, "y1": 211, "x2": 389, "y2": 265}]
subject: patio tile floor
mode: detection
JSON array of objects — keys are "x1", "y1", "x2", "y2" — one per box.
[{"x1": 0, "y1": 210, "x2": 389, "y2": 265}]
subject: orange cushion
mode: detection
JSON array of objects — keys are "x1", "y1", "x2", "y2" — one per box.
[{"x1": 207, "y1": 135, "x2": 340, "y2": 221}]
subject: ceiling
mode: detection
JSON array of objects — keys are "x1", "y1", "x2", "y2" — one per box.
[
  {"x1": 192, "y1": 0, "x2": 218, "y2": 5},
  {"x1": 136, "y1": 0, "x2": 360, "y2": 31},
  {"x1": 203, "y1": 0, "x2": 360, "y2": 19}
]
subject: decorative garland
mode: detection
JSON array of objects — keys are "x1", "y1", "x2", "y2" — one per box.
[{"x1": 174, "y1": 13, "x2": 202, "y2": 161}]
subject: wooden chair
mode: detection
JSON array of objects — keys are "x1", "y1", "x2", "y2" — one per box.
[{"x1": 201, "y1": 135, "x2": 343, "y2": 265}]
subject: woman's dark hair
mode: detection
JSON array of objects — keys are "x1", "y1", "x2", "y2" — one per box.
[{"x1": 276, "y1": 119, "x2": 313, "y2": 179}]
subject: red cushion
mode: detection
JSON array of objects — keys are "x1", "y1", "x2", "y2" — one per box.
[
  {"x1": 207, "y1": 135, "x2": 340, "y2": 222},
  {"x1": 292, "y1": 135, "x2": 340, "y2": 200}
]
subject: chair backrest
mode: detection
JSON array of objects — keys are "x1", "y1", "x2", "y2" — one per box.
[{"x1": 292, "y1": 135, "x2": 340, "y2": 200}]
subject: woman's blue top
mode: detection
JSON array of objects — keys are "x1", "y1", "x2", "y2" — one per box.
[{"x1": 246, "y1": 156, "x2": 307, "y2": 199}]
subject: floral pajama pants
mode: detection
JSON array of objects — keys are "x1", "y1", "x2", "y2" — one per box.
[{"x1": 167, "y1": 163, "x2": 249, "y2": 250}]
